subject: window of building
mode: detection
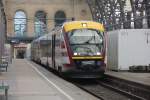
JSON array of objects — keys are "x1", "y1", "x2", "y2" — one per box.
[
  {"x1": 54, "y1": 11, "x2": 66, "y2": 26},
  {"x1": 35, "y1": 11, "x2": 47, "y2": 37},
  {"x1": 14, "y1": 11, "x2": 27, "y2": 37}
]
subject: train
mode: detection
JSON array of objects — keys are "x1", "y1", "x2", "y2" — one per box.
[{"x1": 31, "y1": 21, "x2": 106, "y2": 78}]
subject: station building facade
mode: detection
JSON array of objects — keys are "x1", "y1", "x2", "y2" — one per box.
[{"x1": 4, "y1": 0, "x2": 92, "y2": 58}]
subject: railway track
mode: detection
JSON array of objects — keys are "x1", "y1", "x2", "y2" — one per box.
[
  {"x1": 34, "y1": 62, "x2": 150, "y2": 100},
  {"x1": 102, "y1": 75, "x2": 150, "y2": 100},
  {"x1": 69, "y1": 75, "x2": 150, "y2": 100},
  {"x1": 96, "y1": 81, "x2": 145, "y2": 100},
  {"x1": 69, "y1": 79, "x2": 130, "y2": 100}
]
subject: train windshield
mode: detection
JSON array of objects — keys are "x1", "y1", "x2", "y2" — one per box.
[{"x1": 68, "y1": 29, "x2": 104, "y2": 56}]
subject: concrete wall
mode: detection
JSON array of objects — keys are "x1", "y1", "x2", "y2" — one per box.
[
  {"x1": 0, "y1": 0, "x2": 6, "y2": 61},
  {"x1": 4, "y1": 44, "x2": 12, "y2": 63},
  {"x1": 5, "y1": 0, "x2": 92, "y2": 37},
  {"x1": 107, "y1": 29, "x2": 150, "y2": 70}
]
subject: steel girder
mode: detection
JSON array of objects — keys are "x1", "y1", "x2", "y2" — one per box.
[{"x1": 87, "y1": 0, "x2": 150, "y2": 31}]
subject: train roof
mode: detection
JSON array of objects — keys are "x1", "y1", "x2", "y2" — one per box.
[
  {"x1": 32, "y1": 33, "x2": 52, "y2": 43},
  {"x1": 39, "y1": 33, "x2": 52, "y2": 40},
  {"x1": 63, "y1": 21, "x2": 104, "y2": 32}
]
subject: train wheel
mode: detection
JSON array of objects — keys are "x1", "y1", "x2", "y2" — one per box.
[{"x1": 58, "y1": 66, "x2": 62, "y2": 76}]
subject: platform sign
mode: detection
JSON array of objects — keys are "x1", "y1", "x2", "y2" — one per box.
[{"x1": 14, "y1": 43, "x2": 27, "y2": 48}]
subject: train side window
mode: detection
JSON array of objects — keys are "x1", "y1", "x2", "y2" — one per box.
[
  {"x1": 60, "y1": 33, "x2": 65, "y2": 47},
  {"x1": 55, "y1": 33, "x2": 60, "y2": 46},
  {"x1": 55, "y1": 40, "x2": 60, "y2": 46}
]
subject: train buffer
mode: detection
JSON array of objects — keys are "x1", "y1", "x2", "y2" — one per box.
[
  {"x1": 0, "y1": 81, "x2": 9, "y2": 100},
  {"x1": 0, "y1": 62, "x2": 8, "y2": 72}
]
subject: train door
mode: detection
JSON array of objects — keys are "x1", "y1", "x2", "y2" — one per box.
[
  {"x1": 52, "y1": 35, "x2": 56, "y2": 69},
  {"x1": 46, "y1": 34, "x2": 52, "y2": 67},
  {"x1": 46, "y1": 41, "x2": 49, "y2": 66}
]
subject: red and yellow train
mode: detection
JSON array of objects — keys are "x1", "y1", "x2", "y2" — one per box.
[{"x1": 31, "y1": 21, "x2": 106, "y2": 78}]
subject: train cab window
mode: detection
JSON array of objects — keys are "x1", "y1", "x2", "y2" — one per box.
[{"x1": 68, "y1": 29, "x2": 104, "y2": 56}]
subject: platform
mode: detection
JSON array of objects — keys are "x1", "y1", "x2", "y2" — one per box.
[
  {"x1": 105, "y1": 71, "x2": 150, "y2": 86},
  {"x1": 0, "y1": 59, "x2": 99, "y2": 100}
]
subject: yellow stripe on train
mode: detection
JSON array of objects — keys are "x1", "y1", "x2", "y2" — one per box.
[
  {"x1": 64, "y1": 21, "x2": 104, "y2": 32},
  {"x1": 72, "y1": 56, "x2": 103, "y2": 60}
]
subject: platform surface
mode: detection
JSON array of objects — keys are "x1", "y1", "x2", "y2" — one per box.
[
  {"x1": 0, "y1": 59, "x2": 99, "y2": 100},
  {"x1": 105, "y1": 71, "x2": 150, "y2": 86}
]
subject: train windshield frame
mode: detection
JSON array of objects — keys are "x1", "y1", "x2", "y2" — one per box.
[{"x1": 67, "y1": 28, "x2": 104, "y2": 56}]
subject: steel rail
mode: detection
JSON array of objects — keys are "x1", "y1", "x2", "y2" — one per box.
[
  {"x1": 101, "y1": 75, "x2": 150, "y2": 100},
  {"x1": 74, "y1": 82, "x2": 105, "y2": 100},
  {"x1": 96, "y1": 80, "x2": 146, "y2": 100}
]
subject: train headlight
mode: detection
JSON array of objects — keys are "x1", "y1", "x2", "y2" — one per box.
[
  {"x1": 74, "y1": 52, "x2": 78, "y2": 56},
  {"x1": 82, "y1": 23, "x2": 87, "y2": 27},
  {"x1": 96, "y1": 52, "x2": 101, "y2": 55}
]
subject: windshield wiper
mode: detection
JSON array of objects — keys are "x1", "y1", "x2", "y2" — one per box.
[
  {"x1": 84, "y1": 34, "x2": 97, "y2": 44},
  {"x1": 84, "y1": 36, "x2": 93, "y2": 44}
]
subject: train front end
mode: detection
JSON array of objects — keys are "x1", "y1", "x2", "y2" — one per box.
[{"x1": 62, "y1": 21, "x2": 106, "y2": 78}]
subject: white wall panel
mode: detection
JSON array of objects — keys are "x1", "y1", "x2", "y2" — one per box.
[{"x1": 108, "y1": 29, "x2": 150, "y2": 70}]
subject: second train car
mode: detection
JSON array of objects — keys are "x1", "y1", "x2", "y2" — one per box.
[{"x1": 31, "y1": 21, "x2": 106, "y2": 78}]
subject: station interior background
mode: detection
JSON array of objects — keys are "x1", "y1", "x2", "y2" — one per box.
[{"x1": 0, "y1": 0, "x2": 150, "y2": 71}]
